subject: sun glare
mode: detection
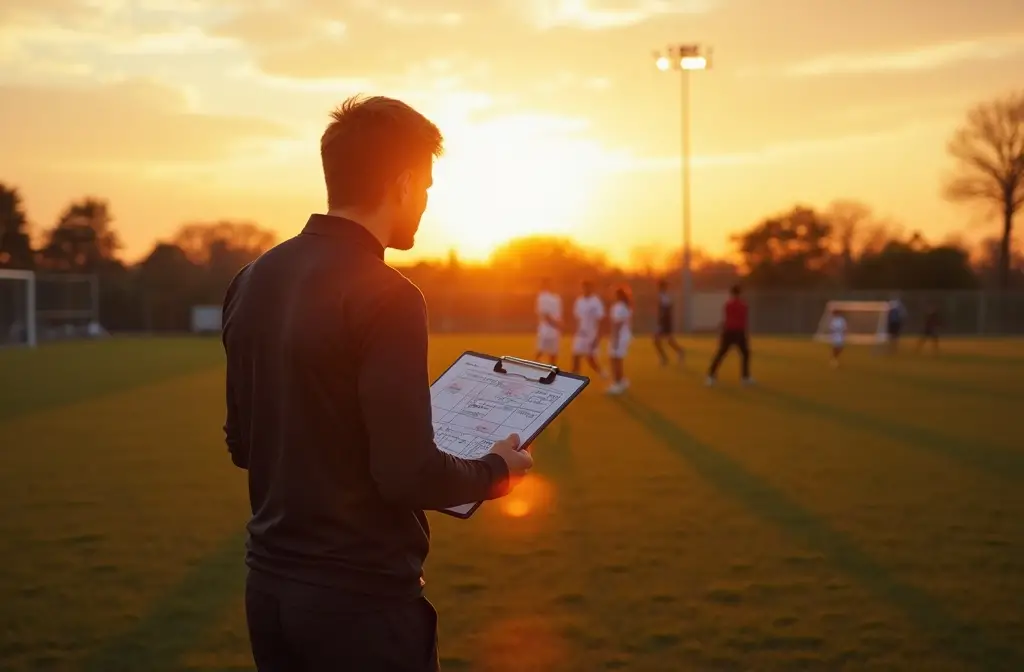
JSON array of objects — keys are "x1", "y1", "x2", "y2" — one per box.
[
  {"x1": 497, "y1": 474, "x2": 553, "y2": 518},
  {"x1": 425, "y1": 117, "x2": 600, "y2": 259}
]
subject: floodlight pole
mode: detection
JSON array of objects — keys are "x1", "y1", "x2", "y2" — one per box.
[
  {"x1": 654, "y1": 44, "x2": 711, "y2": 333},
  {"x1": 680, "y1": 67, "x2": 693, "y2": 334}
]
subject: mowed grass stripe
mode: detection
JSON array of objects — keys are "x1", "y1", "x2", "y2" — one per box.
[
  {"x1": 679, "y1": 339, "x2": 1024, "y2": 457},
  {"x1": 756, "y1": 337, "x2": 1024, "y2": 401},
  {"x1": 0, "y1": 337, "x2": 226, "y2": 422},
  {"x1": 611, "y1": 390, "x2": 1024, "y2": 669},
  {"x1": 0, "y1": 367, "x2": 248, "y2": 671},
  {"x1": 80, "y1": 532, "x2": 247, "y2": 672},
  {"x1": 3, "y1": 335, "x2": 1023, "y2": 671},
  {"x1": 553, "y1": 365, "x2": 902, "y2": 670},
  {"x1": 634, "y1": 366, "x2": 1024, "y2": 661},
  {"x1": 697, "y1": 334, "x2": 1024, "y2": 396}
]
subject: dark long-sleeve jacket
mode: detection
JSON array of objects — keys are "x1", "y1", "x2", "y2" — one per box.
[{"x1": 222, "y1": 214, "x2": 509, "y2": 598}]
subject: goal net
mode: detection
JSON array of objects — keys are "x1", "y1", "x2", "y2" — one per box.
[
  {"x1": 0, "y1": 270, "x2": 36, "y2": 347},
  {"x1": 0, "y1": 270, "x2": 104, "y2": 346},
  {"x1": 813, "y1": 300, "x2": 891, "y2": 345},
  {"x1": 35, "y1": 272, "x2": 104, "y2": 341}
]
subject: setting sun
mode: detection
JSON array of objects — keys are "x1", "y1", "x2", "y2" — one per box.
[{"x1": 425, "y1": 116, "x2": 604, "y2": 260}]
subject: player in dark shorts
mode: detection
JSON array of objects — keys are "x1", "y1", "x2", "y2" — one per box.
[
  {"x1": 653, "y1": 279, "x2": 685, "y2": 365},
  {"x1": 918, "y1": 304, "x2": 941, "y2": 353},
  {"x1": 886, "y1": 298, "x2": 906, "y2": 353},
  {"x1": 706, "y1": 284, "x2": 754, "y2": 385}
]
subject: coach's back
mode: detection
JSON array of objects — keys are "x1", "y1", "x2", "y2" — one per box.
[
  {"x1": 224, "y1": 96, "x2": 534, "y2": 672},
  {"x1": 222, "y1": 214, "x2": 464, "y2": 599}
]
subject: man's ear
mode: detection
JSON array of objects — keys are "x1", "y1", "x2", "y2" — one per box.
[{"x1": 394, "y1": 170, "x2": 413, "y2": 204}]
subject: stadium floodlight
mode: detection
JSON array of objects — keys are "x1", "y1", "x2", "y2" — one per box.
[
  {"x1": 652, "y1": 43, "x2": 713, "y2": 333},
  {"x1": 0, "y1": 269, "x2": 37, "y2": 347},
  {"x1": 813, "y1": 301, "x2": 892, "y2": 346}
]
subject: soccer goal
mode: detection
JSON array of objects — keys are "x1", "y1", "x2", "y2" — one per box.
[
  {"x1": 813, "y1": 300, "x2": 891, "y2": 345},
  {"x1": 0, "y1": 270, "x2": 104, "y2": 347},
  {"x1": 0, "y1": 269, "x2": 37, "y2": 347},
  {"x1": 35, "y1": 272, "x2": 104, "y2": 341}
]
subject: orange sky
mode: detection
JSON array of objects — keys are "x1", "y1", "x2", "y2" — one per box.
[{"x1": 1, "y1": 0, "x2": 1022, "y2": 266}]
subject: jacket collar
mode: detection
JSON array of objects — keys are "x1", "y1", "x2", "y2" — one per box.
[{"x1": 301, "y1": 214, "x2": 385, "y2": 259}]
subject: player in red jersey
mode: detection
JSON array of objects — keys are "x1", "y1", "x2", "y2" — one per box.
[{"x1": 706, "y1": 284, "x2": 754, "y2": 386}]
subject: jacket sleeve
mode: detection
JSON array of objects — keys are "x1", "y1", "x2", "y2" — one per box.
[
  {"x1": 357, "y1": 280, "x2": 510, "y2": 509},
  {"x1": 221, "y1": 266, "x2": 250, "y2": 469}
]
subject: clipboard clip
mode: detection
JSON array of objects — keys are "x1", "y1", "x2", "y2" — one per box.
[{"x1": 493, "y1": 356, "x2": 559, "y2": 384}]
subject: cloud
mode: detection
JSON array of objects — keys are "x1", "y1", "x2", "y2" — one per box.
[
  {"x1": 0, "y1": 21, "x2": 235, "y2": 58},
  {"x1": 347, "y1": 0, "x2": 465, "y2": 26},
  {"x1": 0, "y1": 0, "x2": 240, "y2": 88},
  {"x1": 518, "y1": 0, "x2": 719, "y2": 30},
  {"x1": 210, "y1": 7, "x2": 342, "y2": 46},
  {"x1": 206, "y1": 0, "x2": 469, "y2": 80},
  {"x1": 607, "y1": 118, "x2": 954, "y2": 173},
  {"x1": 0, "y1": 78, "x2": 290, "y2": 168},
  {"x1": 0, "y1": 0, "x2": 95, "y2": 25},
  {"x1": 777, "y1": 34, "x2": 1024, "y2": 77}
]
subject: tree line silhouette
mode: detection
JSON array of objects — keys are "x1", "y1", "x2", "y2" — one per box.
[{"x1": 0, "y1": 89, "x2": 1020, "y2": 333}]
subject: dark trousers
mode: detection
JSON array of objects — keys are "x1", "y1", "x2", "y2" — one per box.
[
  {"x1": 708, "y1": 329, "x2": 750, "y2": 378},
  {"x1": 245, "y1": 571, "x2": 440, "y2": 672}
]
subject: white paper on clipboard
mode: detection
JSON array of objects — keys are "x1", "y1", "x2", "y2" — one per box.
[{"x1": 429, "y1": 353, "x2": 588, "y2": 517}]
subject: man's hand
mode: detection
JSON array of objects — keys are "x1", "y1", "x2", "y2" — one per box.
[{"x1": 489, "y1": 433, "x2": 533, "y2": 488}]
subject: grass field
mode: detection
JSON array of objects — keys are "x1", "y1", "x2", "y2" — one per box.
[{"x1": 2, "y1": 335, "x2": 1023, "y2": 671}]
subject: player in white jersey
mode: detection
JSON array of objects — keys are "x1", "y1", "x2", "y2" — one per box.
[
  {"x1": 606, "y1": 285, "x2": 634, "y2": 394},
  {"x1": 828, "y1": 308, "x2": 847, "y2": 368},
  {"x1": 534, "y1": 277, "x2": 562, "y2": 364},
  {"x1": 571, "y1": 280, "x2": 605, "y2": 377}
]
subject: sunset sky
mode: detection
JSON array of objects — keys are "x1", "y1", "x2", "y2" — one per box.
[{"x1": 1, "y1": 0, "x2": 1022, "y2": 265}]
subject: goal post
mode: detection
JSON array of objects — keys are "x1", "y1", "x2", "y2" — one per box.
[
  {"x1": 813, "y1": 300, "x2": 891, "y2": 345},
  {"x1": 0, "y1": 269, "x2": 37, "y2": 347}
]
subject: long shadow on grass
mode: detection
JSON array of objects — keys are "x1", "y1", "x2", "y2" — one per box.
[
  {"x1": 80, "y1": 533, "x2": 246, "y2": 672},
  {"x1": 534, "y1": 418, "x2": 575, "y2": 482},
  {"x1": 727, "y1": 384, "x2": 1024, "y2": 482},
  {"x1": 686, "y1": 345, "x2": 1023, "y2": 404},
  {"x1": 610, "y1": 394, "x2": 1023, "y2": 669},
  {"x1": 532, "y1": 420, "x2": 633, "y2": 655},
  {"x1": 912, "y1": 350, "x2": 1024, "y2": 368},
  {"x1": 0, "y1": 338, "x2": 226, "y2": 422}
]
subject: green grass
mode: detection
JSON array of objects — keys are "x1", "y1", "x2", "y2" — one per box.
[{"x1": 1, "y1": 335, "x2": 1023, "y2": 671}]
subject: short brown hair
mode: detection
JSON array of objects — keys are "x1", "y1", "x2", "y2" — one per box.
[{"x1": 320, "y1": 95, "x2": 443, "y2": 210}]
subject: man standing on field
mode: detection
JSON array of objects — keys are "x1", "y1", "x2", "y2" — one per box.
[
  {"x1": 705, "y1": 284, "x2": 754, "y2": 386},
  {"x1": 221, "y1": 95, "x2": 533, "y2": 672}
]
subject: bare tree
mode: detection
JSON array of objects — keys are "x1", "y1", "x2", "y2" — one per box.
[
  {"x1": 944, "y1": 90, "x2": 1024, "y2": 288},
  {"x1": 824, "y1": 199, "x2": 873, "y2": 285}
]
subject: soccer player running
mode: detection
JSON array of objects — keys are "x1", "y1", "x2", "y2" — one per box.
[
  {"x1": 606, "y1": 285, "x2": 634, "y2": 395},
  {"x1": 571, "y1": 280, "x2": 605, "y2": 377},
  {"x1": 828, "y1": 308, "x2": 847, "y2": 368},
  {"x1": 918, "y1": 303, "x2": 941, "y2": 354},
  {"x1": 534, "y1": 277, "x2": 562, "y2": 365},
  {"x1": 653, "y1": 278, "x2": 685, "y2": 366},
  {"x1": 706, "y1": 284, "x2": 754, "y2": 386}
]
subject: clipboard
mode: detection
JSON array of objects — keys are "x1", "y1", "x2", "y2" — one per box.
[{"x1": 429, "y1": 352, "x2": 590, "y2": 519}]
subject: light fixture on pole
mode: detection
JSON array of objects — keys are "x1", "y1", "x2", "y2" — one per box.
[{"x1": 653, "y1": 43, "x2": 711, "y2": 334}]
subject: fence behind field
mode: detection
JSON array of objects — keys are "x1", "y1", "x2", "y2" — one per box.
[{"x1": 418, "y1": 287, "x2": 1024, "y2": 336}]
